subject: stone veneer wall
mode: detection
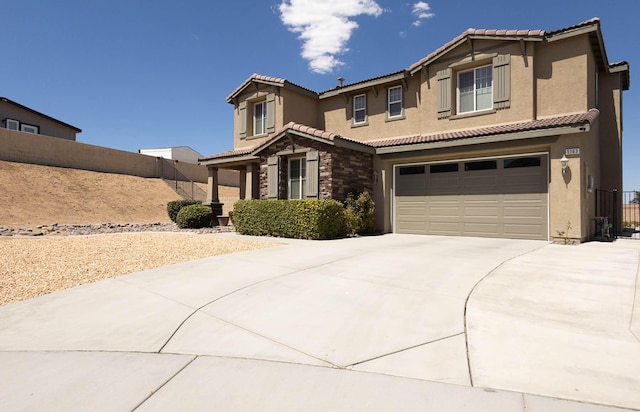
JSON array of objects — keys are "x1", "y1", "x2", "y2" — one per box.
[{"x1": 258, "y1": 134, "x2": 373, "y2": 200}]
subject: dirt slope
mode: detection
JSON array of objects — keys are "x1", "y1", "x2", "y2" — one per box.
[{"x1": 0, "y1": 161, "x2": 238, "y2": 226}]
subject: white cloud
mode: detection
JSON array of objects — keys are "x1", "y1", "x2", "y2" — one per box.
[
  {"x1": 411, "y1": 2, "x2": 434, "y2": 27},
  {"x1": 278, "y1": 0, "x2": 384, "y2": 74}
]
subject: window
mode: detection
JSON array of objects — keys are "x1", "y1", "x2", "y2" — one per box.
[
  {"x1": 5, "y1": 119, "x2": 19, "y2": 131},
  {"x1": 458, "y1": 65, "x2": 492, "y2": 114},
  {"x1": 254, "y1": 101, "x2": 267, "y2": 135},
  {"x1": 388, "y1": 86, "x2": 402, "y2": 118},
  {"x1": 464, "y1": 160, "x2": 496, "y2": 171},
  {"x1": 288, "y1": 157, "x2": 306, "y2": 199},
  {"x1": 20, "y1": 123, "x2": 39, "y2": 134},
  {"x1": 430, "y1": 163, "x2": 459, "y2": 173},
  {"x1": 399, "y1": 165, "x2": 425, "y2": 175},
  {"x1": 353, "y1": 94, "x2": 366, "y2": 125},
  {"x1": 503, "y1": 156, "x2": 541, "y2": 169}
]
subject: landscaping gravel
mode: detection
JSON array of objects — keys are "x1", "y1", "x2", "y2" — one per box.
[{"x1": 0, "y1": 228, "x2": 279, "y2": 306}]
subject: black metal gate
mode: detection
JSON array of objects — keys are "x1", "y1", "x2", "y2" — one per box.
[
  {"x1": 596, "y1": 189, "x2": 640, "y2": 240},
  {"x1": 595, "y1": 189, "x2": 618, "y2": 240}
]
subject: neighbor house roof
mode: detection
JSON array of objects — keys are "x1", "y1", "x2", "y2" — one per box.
[{"x1": 0, "y1": 97, "x2": 82, "y2": 133}]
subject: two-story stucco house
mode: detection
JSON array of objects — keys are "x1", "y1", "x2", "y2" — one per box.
[
  {"x1": 1, "y1": 97, "x2": 81, "y2": 140},
  {"x1": 200, "y1": 18, "x2": 629, "y2": 242}
]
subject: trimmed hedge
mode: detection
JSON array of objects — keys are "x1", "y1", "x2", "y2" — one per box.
[
  {"x1": 233, "y1": 199, "x2": 345, "y2": 240},
  {"x1": 176, "y1": 204, "x2": 212, "y2": 229},
  {"x1": 167, "y1": 199, "x2": 202, "y2": 223}
]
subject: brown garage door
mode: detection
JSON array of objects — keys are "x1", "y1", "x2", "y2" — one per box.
[{"x1": 394, "y1": 154, "x2": 548, "y2": 240}]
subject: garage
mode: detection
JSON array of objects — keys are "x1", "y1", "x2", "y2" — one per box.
[{"x1": 394, "y1": 154, "x2": 548, "y2": 240}]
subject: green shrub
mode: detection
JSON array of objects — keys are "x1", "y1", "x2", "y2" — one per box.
[
  {"x1": 344, "y1": 191, "x2": 376, "y2": 236},
  {"x1": 233, "y1": 199, "x2": 345, "y2": 240},
  {"x1": 176, "y1": 204, "x2": 212, "y2": 229},
  {"x1": 167, "y1": 199, "x2": 201, "y2": 223}
]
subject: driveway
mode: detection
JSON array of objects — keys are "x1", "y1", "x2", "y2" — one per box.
[{"x1": 0, "y1": 234, "x2": 638, "y2": 411}]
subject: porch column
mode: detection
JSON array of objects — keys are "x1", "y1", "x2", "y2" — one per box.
[
  {"x1": 238, "y1": 169, "x2": 247, "y2": 199},
  {"x1": 206, "y1": 167, "x2": 220, "y2": 204},
  {"x1": 246, "y1": 162, "x2": 260, "y2": 199}
]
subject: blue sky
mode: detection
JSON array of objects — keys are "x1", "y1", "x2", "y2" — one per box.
[{"x1": 2, "y1": 0, "x2": 638, "y2": 188}]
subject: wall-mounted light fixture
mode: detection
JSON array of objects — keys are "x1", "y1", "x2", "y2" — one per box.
[
  {"x1": 560, "y1": 154, "x2": 569, "y2": 173},
  {"x1": 372, "y1": 170, "x2": 379, "y2": 184}
]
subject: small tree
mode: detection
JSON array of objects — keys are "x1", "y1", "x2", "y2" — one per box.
[
  {"x1": 630, "y1": 191, "x2": 640, "y2": 204},
  {"x1": 344, "y1": 191, "x2": 375, "y2": 236}
]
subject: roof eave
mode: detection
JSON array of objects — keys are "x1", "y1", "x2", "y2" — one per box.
[
  {"x1": 376, "y1": 124, "x2": 590, "y2": 155},
  {"x1": 199, "y1": 154, "x2": 260, "y2": 167},
  {"x1": 320, "y1": 71, "x2": 407, "y2": 98}
]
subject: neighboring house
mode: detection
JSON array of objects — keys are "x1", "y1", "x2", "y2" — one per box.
[
  {"x1": 200, "y1": 18, "x2": 630, "y2": 242},
  {"x1": 0, "y1": 97, "x2": 81, "y2": 140},
  {"x1": 139, "y1": 146, "x2": 203, "y2": 164}
]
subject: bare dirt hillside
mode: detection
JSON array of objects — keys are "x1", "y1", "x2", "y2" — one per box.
[{"x1": 0, "y1": 161, "x2": 239, "y2": 226}]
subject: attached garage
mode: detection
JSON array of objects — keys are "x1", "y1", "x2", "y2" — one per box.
[{"x1": 394, "y1": 154, "x2": 548, "y2": 240}]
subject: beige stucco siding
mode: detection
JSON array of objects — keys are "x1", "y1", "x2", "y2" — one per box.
[
  {"x1": 598, "y1": 72, "x2": 623, "y2": 191},
  {"x1": 536, "y1": 35, "x2": 591, "y2": 117},
  {"x1": 281, "y1": 88, "x2": 319, "y2": 129}
]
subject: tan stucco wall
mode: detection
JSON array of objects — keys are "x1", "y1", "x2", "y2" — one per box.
[
  {"x1": 0, "y1": 101, "x2": 78, "y2": 140},
  {"x1": 321, "y1": 75, "x2": 422, "y2": 140},
  {"x1": 0, "y1": 127, "x2": 235, "y2": 185},
  {"x1": 536, "y1": 35, "x2": 591, "y2": 117},
  {"x1": 281, "y1": 88, "x2": 320, "y2": 129},
  {"x1": 598, "y1": 72, "x2": 624, "y2": 191}
]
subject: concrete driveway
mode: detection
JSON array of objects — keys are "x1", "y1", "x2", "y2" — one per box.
[{"x1": 0, "y1": 234, "x2": 638, "y2": 411}]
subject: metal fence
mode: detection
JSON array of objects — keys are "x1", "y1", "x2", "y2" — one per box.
[
  {"x1": 595, "y1": 189, "x2": 640, "y2": 240},
  {"x1": 165, "y1": 162, "x2": 207, "y2": 201}
]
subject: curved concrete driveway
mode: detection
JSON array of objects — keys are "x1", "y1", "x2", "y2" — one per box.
[{"x1": 0, "y1": 234, "x2": 637, "y2": 411}]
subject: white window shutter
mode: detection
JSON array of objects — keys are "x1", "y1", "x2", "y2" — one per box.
[
  {"x1": 437, "y1": 68, "x2": 452, "y2": 119},
  {"x1": 305, "y1": 151, "x2": 319, "y2": 198},
  {"x1": 493, "y1": 55, "x2": 511, "y2": 109},
  {"x1": 267, "y1": 156, "x2": 279, "y2": 199}
]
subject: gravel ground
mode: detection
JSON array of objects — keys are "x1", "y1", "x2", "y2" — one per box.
[{"x1": 0, "y1": 231, "x2": 280, "y2": 306}]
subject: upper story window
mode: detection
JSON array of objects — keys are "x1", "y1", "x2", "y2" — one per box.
[
  {"x1": 353, "y1": 94, "x2": 367, "y2": 125},
  {"x1": 254, "y1": 101, "x2": 267, "y2": 136},
  {"x1": 388, "y1": 86, "x2": 403, "y2": 118},
  {"x1": 458, "y1": 65, "x2": 492, "y2": 114},
  {"x1": 5, "y1": 119, "x2": 19, "y2": 131}
]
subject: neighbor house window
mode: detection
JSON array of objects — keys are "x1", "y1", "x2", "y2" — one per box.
[
  {"x1": 353, "y1": 94, "x2": 366, "y2": 125},
  {"x1": 388, "y1": 86, "x2": 403, "y2": 118},
  {"x1": 458, "y1": 65, "x2": 492, "y2": 114},
  {"x1": 254, "y1": 101, "x2": 267, "y2": 135},
  {"x1": 6, "y1": 119, "x2": 19, "y2": 131},
  {"x1": 288, "y1": 157, "x2": 306, "y2": 199},
  {"x1": 20, "y1": 123, "x2": 39, "y2": 134}
]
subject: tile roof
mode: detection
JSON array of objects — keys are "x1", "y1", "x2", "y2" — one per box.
[
  {"x1": 408, "y1": 27, "x2": 545, "y2": 73},
  {"x1": 202, "y1": 110, "x2": 599, "y2": 162},
  {"x1": 369, "y1": 110, "x2": 599, "y2": 148},
  {"x1": 545, "y1": 17, "x2": 600, "y2": 36},
  {"x1": 226, "y1": 74, "x2": 317, "y2": 102},
  {"x1": 200, "y1": 122, "x2": 353, "y2": 161}
]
